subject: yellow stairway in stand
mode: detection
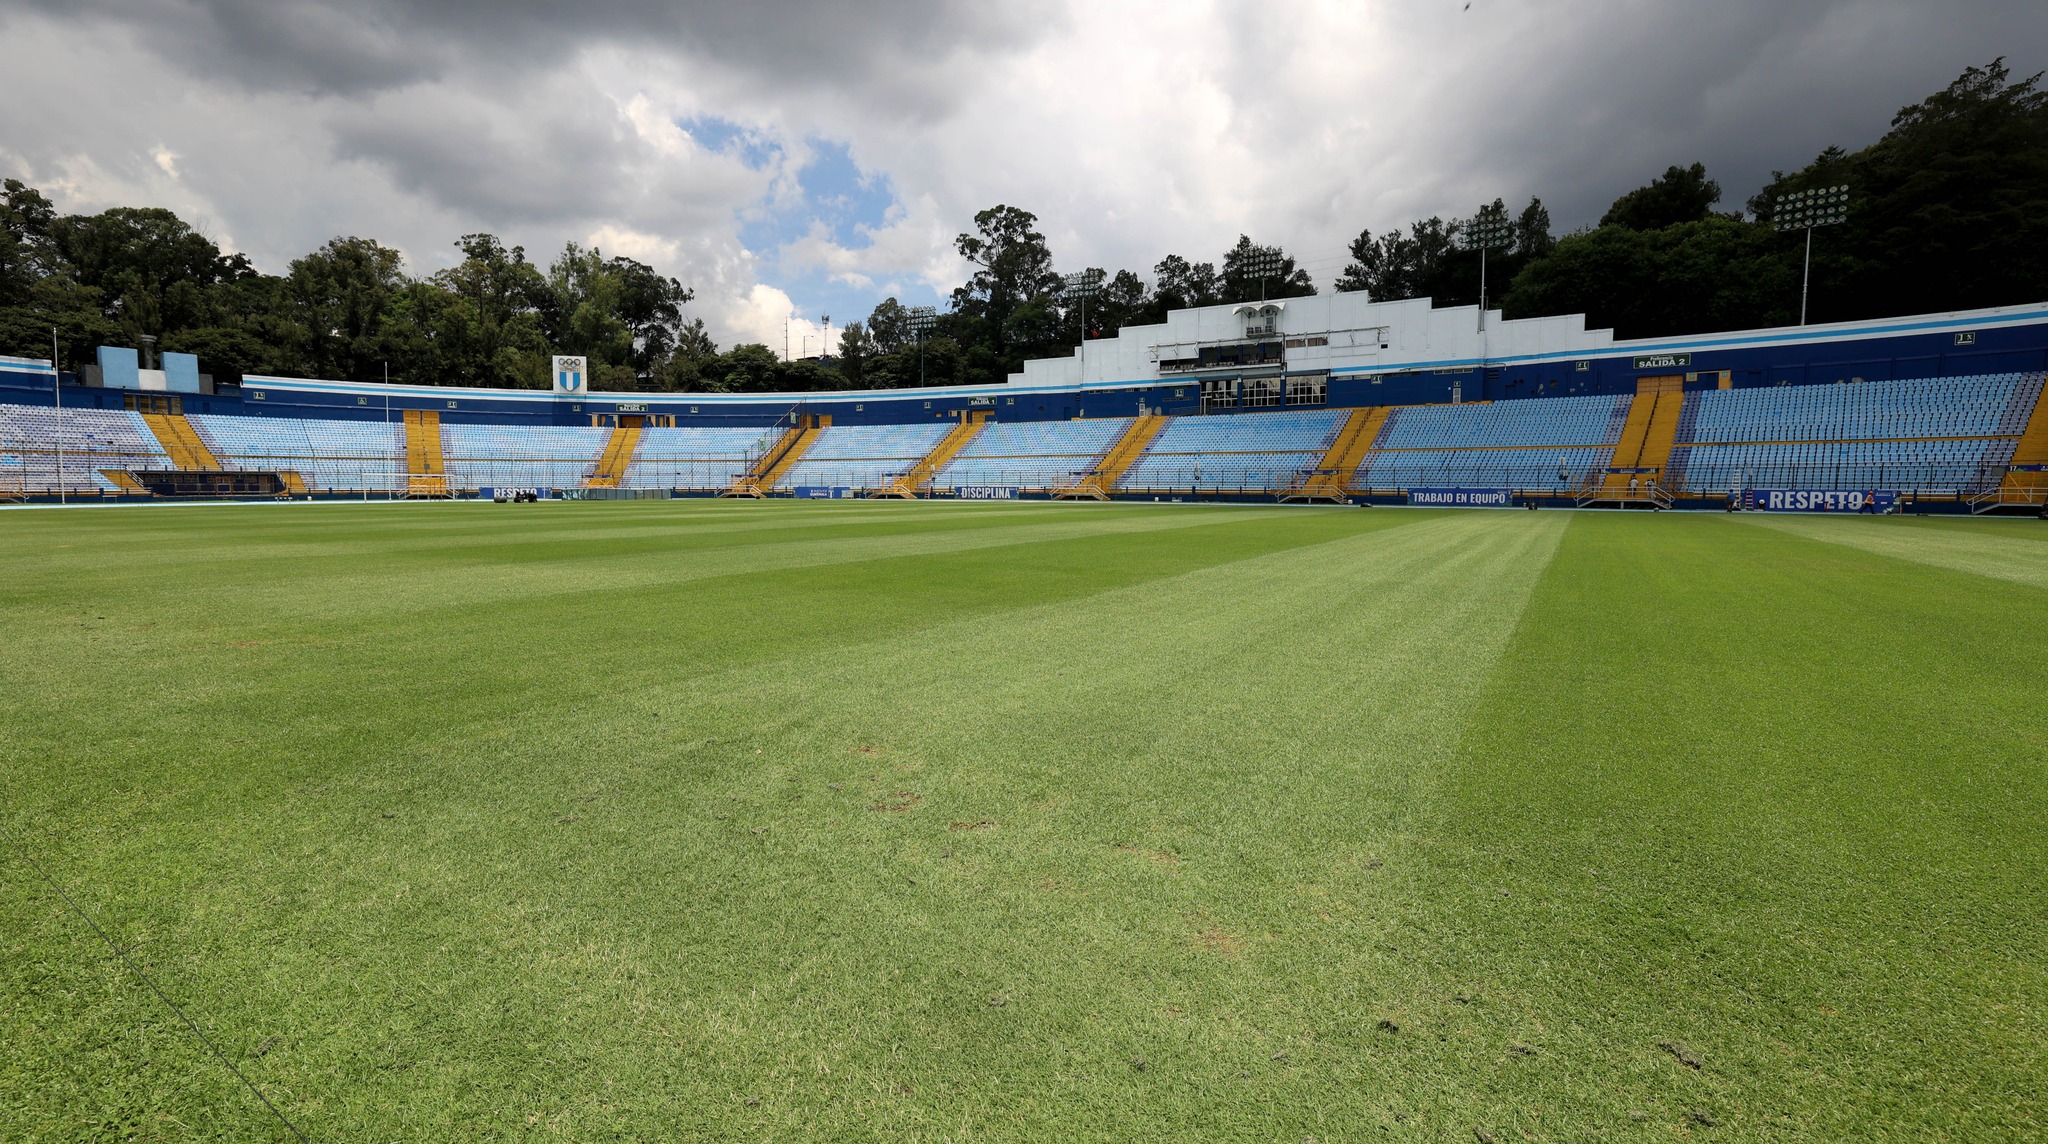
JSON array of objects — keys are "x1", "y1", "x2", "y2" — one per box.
[
  {"x1": 1602, "y1": 376, "x2": 1683, "y2": 494},
  {"x1": 1060, "y1": 414, "x2": 1166, "y2": 499},
  {"x1": 723, "y1": 418, "x2": 824, "y2": 496},
  {"x1": 99, "y1": 469, "x2": 147, "y2": 494},
  {"x1": 888, "y1": 416, "x2": 986, "y2": 498},
  {"x1": 138, "y1": 411, "x2": 222, "y2": 471},
  {"x1": 403, "y1": 409, "x2": 449, "y2": 497},
  {"x1": 587, "y1": 419, "x2": 644, "y2": 488},
  {"x1": 1293, "y1": 406, "x2": 1390, "y2": 498},
  {"x1": 1635, "y1": 386, "x2": 1687, "y2": 476},
  {"x1": 1992, "y1": 374, "x2": 2048, "y2": 506}
]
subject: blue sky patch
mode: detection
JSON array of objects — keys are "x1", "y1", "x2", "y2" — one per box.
[{"x1": 726, "y1": 132, "x2": 948, "y2": 345}]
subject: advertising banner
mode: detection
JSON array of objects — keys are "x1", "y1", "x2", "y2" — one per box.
[
  {"x1": 1743, "y1": 489, "x2": 1896, "y2": 512},
  {"x1": 955, "y1": 486, "x2": 1019, "y2": 500},
  {"x1": 482, "y1": 487, "x2": 552, "y2": 500},
  {"x1": 794, "y1": 486, "x2": 856, "y2": 499},
  {"x1": 1408, "y1": 487, "x2": 1514, "y2": 507}
]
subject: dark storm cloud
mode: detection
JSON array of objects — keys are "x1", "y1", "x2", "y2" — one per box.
[
  {"x1": 1384, "y1": 0, "x2": 2048, "y2": 230},
  {"x1": 5, "y1": 0, "x2": 2045, "y2": 345},
  {"x1": 30, "y1": 0, "x2": 1056, "y2": 107}
]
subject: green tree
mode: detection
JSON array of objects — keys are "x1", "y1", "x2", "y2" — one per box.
[
  {"x1": 48, "y1": 206, "x2": 249, "y2": 339},
  {"x1": 1092, "y1": 269, "x2": 1151, "y2": 337},
  {"x1": 866, "y1": 296, "x2": 913, "y2": 353},
  {"x1": 1600, "y1": 163, "x2": 1724, "y2": 231},
  {"x1": 428, "y1": 234, "x2": 552, "y2": 389},
  {"x1": 0, "y1": 179, "x2": 57, "y2": 308},
  {"x1": 836, "y1": 320, "x2": 872, "y2": 386},
  {"x1": 289, "y1": 236, "x2": 408, "y2": 382},
  {"x1": 1503, "y1": 216, "x2": 1795, "y2": 338},
  {"x1": 1755, "y1": 58, "x2": 2048, "y2": 321},
  {"x1": 951, "y1": 205, "x2": 1060, "y2": 373},
  {"x1": 1146, "y1": 254, "x2": 1221, "y2": 320},
  {"x1": 1335, "y1": 217, "x2": 1455, "y2": 300}
]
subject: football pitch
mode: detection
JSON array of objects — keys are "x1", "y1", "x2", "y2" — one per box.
[{"x1": 2, "y1": 499, "x2": 2044, "y2": 1141}]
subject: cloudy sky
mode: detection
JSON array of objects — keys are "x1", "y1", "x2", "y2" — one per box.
[{"x1": 4, "y1": 1, "x2": 2043, "y2": 354}]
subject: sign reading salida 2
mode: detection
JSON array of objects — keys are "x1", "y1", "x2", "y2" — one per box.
[{"x1": 1633, "y1": 352, "x2": 1691, "y2": 370}]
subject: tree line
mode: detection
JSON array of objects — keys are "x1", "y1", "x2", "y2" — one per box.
[{"x1": 1, "y1": 59, "x2": 2040, "y2": 392}]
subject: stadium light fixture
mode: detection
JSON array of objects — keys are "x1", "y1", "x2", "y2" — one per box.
[
  {"x1": 1242, "y1": 248, "x2": 1285, "y2": 303},
  {"x1": 907, "y1": 306, "x2": 940, "y2": 387},
  {"x1": 1774, "y1": 185, "x2": 1849, "y2": 326},
  {"x1": 1060, "y1": 269, "x2": 1105, "y2": 345},
  {"x1": 1460, "y1": 211, "x2": 1514, "y2": 334},
  {"x1": 1458, "y1": 209, "x2": 1514, "y2": 403}
]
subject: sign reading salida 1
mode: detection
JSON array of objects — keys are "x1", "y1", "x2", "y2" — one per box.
[
  {"x1": 1408, "y1": 487, "x2": 1513, "y2": 507},
  {"x1": 1745, "y1": 489, "x2": 1896, "y2": 512}
]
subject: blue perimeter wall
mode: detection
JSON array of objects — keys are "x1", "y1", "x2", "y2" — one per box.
[{"x1": 5, "y1": 307, "x2": 2047, "y2": 428}]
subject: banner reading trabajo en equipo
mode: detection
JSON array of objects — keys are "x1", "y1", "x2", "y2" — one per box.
[
  {"x1": 1744, "y1": 489, "x2": 1897, "y2": 512},
  {"x1": 1408, "y1": 487, "x2": 1513, "y2": 507},
  {"x1": 955, "y1": 485, "x2": 1018, "y2": 500}
]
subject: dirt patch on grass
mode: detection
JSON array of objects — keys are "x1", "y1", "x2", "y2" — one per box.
[
  {"x1": 873, "y1": 791, "x2": 921, "y2": 813},
  {"x1": 949, "y1": 820, "x2": 995, "y2": 831},
  {"x1": 1116, "y1": 845, "x2": 1180, "y2": 867},
  {"x1": 1660, "y1": 1039, "x2": 1703, "y2": 1069},
  {"x1": 854, "y1": 745, "x2": 882, "y2": 756},
  {"x1": 1194, "y1": 925, "x2": 1244, "y2": 957}
]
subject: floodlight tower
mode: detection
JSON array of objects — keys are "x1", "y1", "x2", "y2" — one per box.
[
  {"x1": 1243, "y1": 247, "x2": 1285, "y2": 303},
  {"x1": 1060, "y1": 268, "x2": 1105, "y2": 347},
  {"x1": 1461, "y1": 210, "x2": 1514, "y2": 334},
  {"x1": 1774, "y1": 185, "x2": 1849, "y2": 325},
  {"x1": 1460, "y1": 210, "x2": 1514, "y2": 405},
  {"x1": 906, "y1": 306, "x2": 940, "y2": 387}
]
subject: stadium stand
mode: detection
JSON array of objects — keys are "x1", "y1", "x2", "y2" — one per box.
[
  {"x1": 1120, "y1": 408, "x2": 1347, "y2": 490},
  {"x1": 3, "y1": 372, "x2": 2040, "y2": 504},
  {"x1": 443, "y1": 423, "x2": 608, "y2": 491},
  {"x1": 631, "y1": 426, "x2": 776, "y2": 490},
  {"x1": 192, "y1": 414, "x2": 404, "y2": 491},
  {"x1": 778, "y1": 423, "x2": 953, "y2": 490},
  {"x1": 937, "y1": 418, "x2": 1132, "y2": 491},
  {"x1": 887, "y1": 418, "x2": 987, "y2": 496},
  {"x1": 1665, "y1": 373, "x2": 2040, "y2": 494},
  {"x1": 1353, "y1": 394, "x2": 1628, "y2": 492},
  {"x1": 0, "y1": 403, "x2": 168, "y2": 492}
]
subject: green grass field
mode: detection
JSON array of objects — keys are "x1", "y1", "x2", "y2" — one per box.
[{"x1": 3, "y1": 500, "x2": 2045, "y2": 1141}]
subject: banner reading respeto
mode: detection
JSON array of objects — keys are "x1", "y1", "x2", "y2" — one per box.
[{"x1": 1743, "y1": 489, "x2": 1897, "y2": 512}]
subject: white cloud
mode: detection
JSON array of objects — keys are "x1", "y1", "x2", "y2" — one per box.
[{"x1": 2, "y1": 0, "x2": 2042, "y2": 351}]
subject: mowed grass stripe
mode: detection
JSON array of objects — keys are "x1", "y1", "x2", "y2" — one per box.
[
  {"x1": 0, "y1": 500, "x2": 1101, "y2": 574},
  {"x1": 0, "y1": 506, "x2": 1358, "y2": 816},
  {"x1": 1736, "y1": 512, "x2": 2048, "y2": 590},
  {"x1": 1397, "y1": 512, "x2": 2048, "y2": 1140},
  {"x1": 280, "y1": 513, "x2": 1565, "y2": 1138},
  {"x1": 1, "y1": 503, "x2": 1320, "y2": 636},
  {"x1": 0, "y1": 505, "x2": 1396, "y2": 1140},
  {"x1": 3, "y1": 508, "x2": 1571, "y2": 1140}
]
